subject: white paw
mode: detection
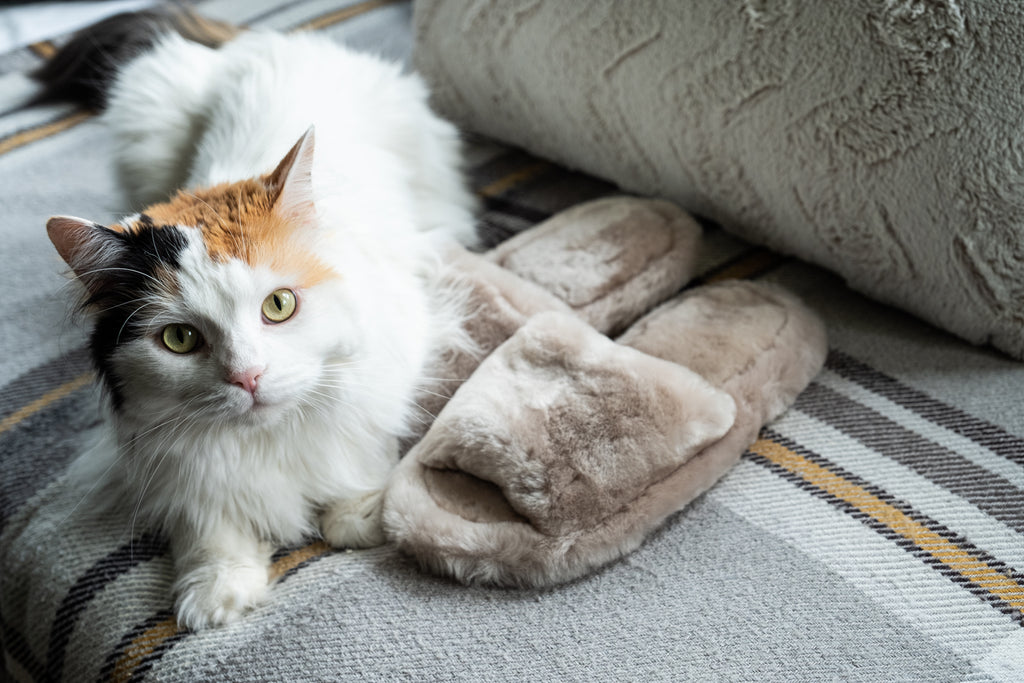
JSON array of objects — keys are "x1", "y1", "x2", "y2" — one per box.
[
  {"x1": 321, "y1": 490, "x2": 385, "y2": 548},
  {"x1": 174, "y1": 560, "x2": 269, "y2": 631}
]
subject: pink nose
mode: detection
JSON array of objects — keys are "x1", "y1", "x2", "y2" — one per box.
[{"x1": 227, "y1": 366, "x2": 264, "y2": 395}]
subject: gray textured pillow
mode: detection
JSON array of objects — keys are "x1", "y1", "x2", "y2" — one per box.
[{"x1": 413, "y1": 0, "x2": 1024, "y2": 359}]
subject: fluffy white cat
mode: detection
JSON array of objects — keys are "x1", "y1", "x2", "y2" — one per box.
[{"x1": 45, "y1": 17, "x2": 476, "y2": 630}]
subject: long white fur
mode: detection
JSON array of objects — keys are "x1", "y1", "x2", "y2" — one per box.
[{"x1": 72, "y1": 30, "x2": 478, "y2": 630}]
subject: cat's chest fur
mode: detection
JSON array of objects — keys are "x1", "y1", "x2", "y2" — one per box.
[{"x1": 118, "y1": 400, "x2": 396, "y2": 542}]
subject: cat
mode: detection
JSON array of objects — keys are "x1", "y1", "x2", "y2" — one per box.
[{"x1": 41, "y1": 9, "x2": 477, "y2": 630}]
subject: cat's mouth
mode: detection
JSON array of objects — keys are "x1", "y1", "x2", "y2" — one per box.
[{"x1": 230, "y1": 391, "x2": 295, "y2": 426}]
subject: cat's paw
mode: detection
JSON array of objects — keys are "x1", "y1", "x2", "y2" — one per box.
[
  {"x1": 174, "y1": 560, "x2": 269, "y2": 631},
  {"x1": 321, "y1": 490, "x2": 385, "y2": 548}
]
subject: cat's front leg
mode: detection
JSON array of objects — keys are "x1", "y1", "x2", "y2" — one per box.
[{"x1": 171, "y1": 521, "x2": 273, "y2": 631}]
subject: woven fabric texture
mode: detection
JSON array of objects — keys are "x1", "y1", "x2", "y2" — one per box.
[{"x1": 1, "y1": 1, "x2": 1023, "y2": 681}]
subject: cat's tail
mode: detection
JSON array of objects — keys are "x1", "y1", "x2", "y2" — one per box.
[
  {"x1": 31, "y1": 5, "x2": 238, "y2": 111},
  {"x1": 32, "y1": 7, "x2": 241, "y2": 205}
]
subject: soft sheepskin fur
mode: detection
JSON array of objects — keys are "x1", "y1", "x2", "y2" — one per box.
[
  {"x1": 405, "y1": 197, "x2": 704, "y2": 445},
  {"x1": 383, "y1": 276, "x2": 827, "y2": 587},
  {"x1": 487, "y1": 197, "x2": 703, "y2": 336}
]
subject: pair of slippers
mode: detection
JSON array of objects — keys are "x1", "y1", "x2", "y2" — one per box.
[{"x1": 383, "y1": 198, "x2": 828, "y2": 588}]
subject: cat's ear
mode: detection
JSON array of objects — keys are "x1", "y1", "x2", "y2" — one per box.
[
  {"x1": 268, "y1": 126, "x2": 316, "y2": 226},
  {"x1": 46, "y1": 216, "x2": 125, "y2": 293}
]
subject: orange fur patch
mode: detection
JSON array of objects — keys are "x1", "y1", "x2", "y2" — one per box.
[{"x1": 123, "y1": 177, "x2": 336, "y2": 288}]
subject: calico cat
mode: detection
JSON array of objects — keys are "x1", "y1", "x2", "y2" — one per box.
[{"x1": 42, "y1": 10, "x2": 477, "y2": 630}]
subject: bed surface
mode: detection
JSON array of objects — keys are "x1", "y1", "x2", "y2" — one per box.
[{"x1": 2, "y1": 1, "x2": 1023, "y2": 681}]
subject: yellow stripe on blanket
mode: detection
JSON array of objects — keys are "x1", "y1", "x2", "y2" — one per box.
[
  {"x1": 270, "y1": 540, "x2": 333, "y2": 580},
  {"x1": 110, "y1": 617, "x2": 179, "y2": 683},
  {"x1": 702, "y1": 248, "x2": 788, "y2": 283},
  {"x1": 0, "y1": 110, "x2": 93, "y2": 157},
  {"x1": 476, "y1": 161, "x2": 552, "y2": 199},
  {"x1": 292, "y1": 0, "x2": 406, "y2": 32},
  {"x1": 749, "y1": 438, "x2": 1024, "y2": 612},
  {"x1": 28, "y1": 40, "x2": 57, "y2": 59},
  {"x1": 0, "y1": 372, "x2": 93, "y2": 436},
  {"x1": 108, "y1": 541, "x2": 335, "y2": 681}
]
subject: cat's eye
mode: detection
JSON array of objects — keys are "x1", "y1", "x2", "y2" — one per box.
[
  {"x1": 161, "y1": 324, "x2": 202, "y2": 354},
  {"x1": 262, "y1": 288, "x2": 297, "y2": 323}
]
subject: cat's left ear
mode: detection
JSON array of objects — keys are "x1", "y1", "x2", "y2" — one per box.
[
  {"x1": 268, "y1": 126, "x2": 316, "y2": 226},
  {"x1": 46, "y1": 216, "x2": 126, "y2": 295}
]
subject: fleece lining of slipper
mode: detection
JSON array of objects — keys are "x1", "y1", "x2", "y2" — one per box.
[{"x1": 383, "y1": 281, "x2": 827, "y2": 588}]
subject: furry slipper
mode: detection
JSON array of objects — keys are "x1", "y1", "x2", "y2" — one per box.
[
  {"x1": 485, "y1": 196, "x2": 702, "y2": 336},
  {"x1": 383, "y1": 281, "x2": 827, "y2": 587},
  {"x1": 408, "y1": 197, "x2": 702, "y2": 441}
]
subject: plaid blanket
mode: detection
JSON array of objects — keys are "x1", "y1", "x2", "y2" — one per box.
[{"x1": 2, "y1": 1, "x2": 1023, "y2": 680}]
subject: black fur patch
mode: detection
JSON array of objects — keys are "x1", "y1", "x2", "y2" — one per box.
[
  {"x1": 32, "y1": 7, "x2": 237, "y2": 110},
  {"x1": 88, "y1": 225, "x2": 190, "y2": 411}
]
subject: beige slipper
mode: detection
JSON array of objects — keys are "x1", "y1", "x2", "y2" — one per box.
[
  {"x1": 409, "y1": 197, "x2": 702, "y2": 442},
  {"x1": 383, "y1": 280, "x2": 827, "y2": 587}
]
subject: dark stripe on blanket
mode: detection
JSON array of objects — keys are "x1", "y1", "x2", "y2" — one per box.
[
  {"x1": 0, "y1": 381, "x2": 99, "y2": 525},
  {"x1": 470, "y1": 151, "x2": 552, "y2": 194},
  {"x1": 748, "y1": 433, "x2": 1024, "y2": 623},
  {"x1": 471, "y1": 154, "x2": 611, "y2": 245},
  {"x1": 796, "y1": 382, "x2": 1024, "y2": 532},
  {"x1": 128, "y1": 624, "x2": 190, "y2": 682},
  {"x1": 481, "y1": 195, "x2": 551, "y2": 224},
  {"x1": 827, "y1": 350, "x2": 1024, "y2": 467},
  {"x1": 1, "y1": 613, "x2": 46, "y2": 683},
  {"x1": 45, "y1": 533, "x2": 168, "y2": 683},
  {"x1": 696, "y1": 247, "x2": 789, "y2": 283}
]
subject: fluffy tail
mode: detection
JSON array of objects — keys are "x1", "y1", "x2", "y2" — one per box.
[{"x1": 31, "y1": 5, "x2": 238, "y2": 110}]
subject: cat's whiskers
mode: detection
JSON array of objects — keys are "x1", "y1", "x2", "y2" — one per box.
[
  {"x1": 115, "y1": 301, "x2": 160, "y2": 345},
  {"x1": 124, "y1": 398, "x2": 203, "y2": 547},
  {"x1": 88, "y1": 293, "x2": 162, "y2": 318},
  {"x1": 319, "y1": 368, "x2": 470, "y2": 388},
  {"x1": 315, "y1": 373, "x2": 461, "y2": 402},
  {"x1": 403, "y1": 404, "x2": 438, "y2": 427},
  {"x1": 314, "y1": 380, "x2": 440, "y2": 426},
  {"x1": 320, "y1": 360, "x2": 471, "y2": 384},
  {"x1": 300, "y1": 387, "x2": 360, "y2": 417},
  {"x1": 296, "y1": 393, "x2": 336, "y2": 424},
  {"x1": 314, "y1": 365, "x2": 458, "y2": 426},
  {"x1": 76, "y1": 265, "x2": 166, "y2": 290},
  {"x1": 59, "y1": 394, "x2": 212, "y2": 533}
]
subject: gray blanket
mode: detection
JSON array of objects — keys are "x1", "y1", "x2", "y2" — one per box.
[{"x1": 2, "y1": 1, "x2": 1023, "y2": 681}]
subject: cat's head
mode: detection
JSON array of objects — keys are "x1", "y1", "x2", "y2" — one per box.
[{"x1": 47, "y1": 128, "x2": 351, "y2": 430}]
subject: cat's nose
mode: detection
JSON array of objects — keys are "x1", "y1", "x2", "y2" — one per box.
[{"x1": 227, "y1": 366, "x2": 264, "y2": 395}]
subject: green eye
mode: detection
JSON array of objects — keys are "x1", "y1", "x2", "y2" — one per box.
[
  {"x1": 262, "y1": 288, "x2": 297, "y2": 323},
  {"x1": 161, "y1": 324, "x2": 201, "y2": 354}
]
